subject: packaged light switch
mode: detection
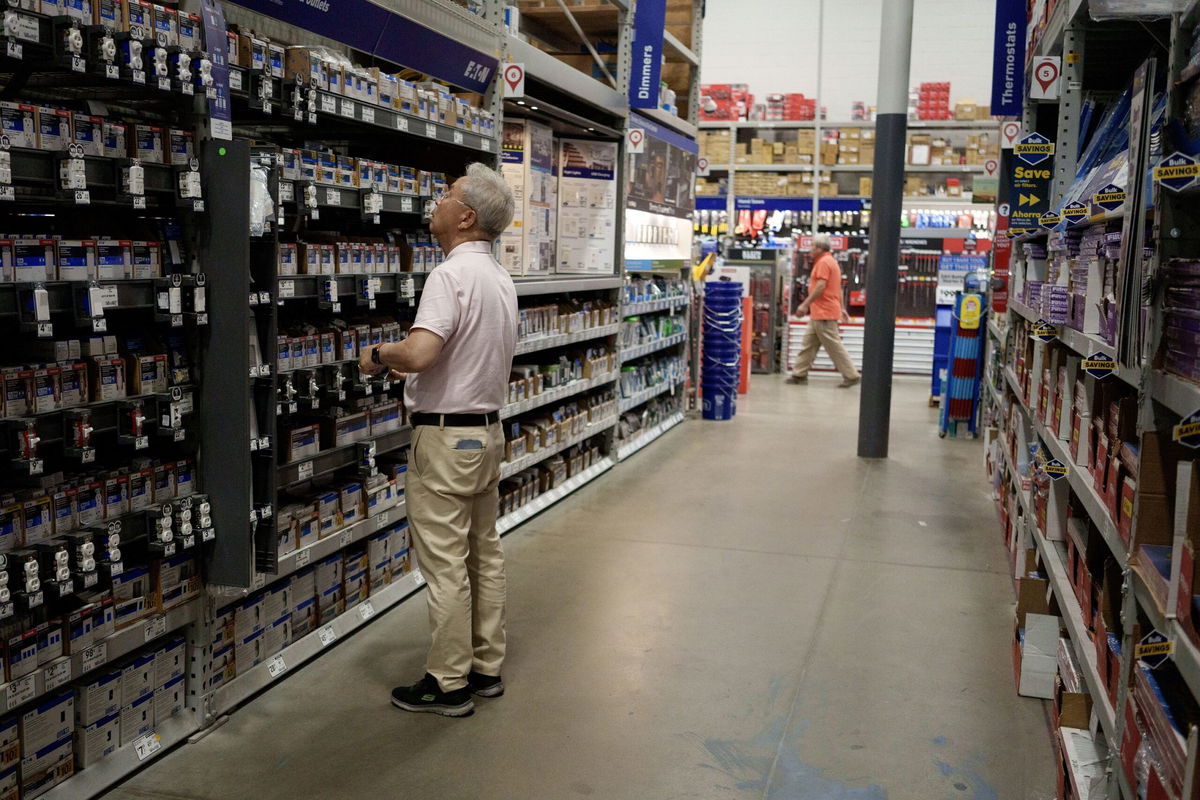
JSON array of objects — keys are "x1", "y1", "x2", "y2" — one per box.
[
  {"x1": 122, "y1": 0, "x2": 150, "y2": 33},
  {"x1": 77, "y1": 711, "x2": 119, "y2": 768},
  {"x1": 154, "y1": 674, "x2": 184, "y2": 721},
  {"x1": 285, "y1": 47, "x2": 328, "y2": 90},
  {"x1": 128, "y1": 354, "x2": 167, "y2": 394},
  {"x1": 111, "y1": 565, "x2": 150, "y2": 629},
  {"x1": 131, "y1": 241, "x2": 161, "y2": 278},
  {"x1": 92, "y1": 0, "x2": 124, "y2": 28},
  {"x1": 281, "y1": 148, "x2": 301, "y2": 181},
  {"x1": 279, "y1": 242, "x2": 297, "y2": 276},
  {"x1": 0, "y1": 718, "x2": 16, "y2": 771},
  {"x1": 96, "y1": 240, "x2": 133, "y2": 280},
  {"x1": 118, "y1": 692, "x2": 154, "y2": 746},
  {"x1": 167, "y1": 128, "x2": 194, "y2": 166},
  {"x1": 268, "y1": 43, "x2": 284, "y2": 78},
  {"x1": 102, "y1": 474, "x2": 129, "y2": 519},
  {"x1": 20, "y1": 691, "x2": 72, "y2": 756},
  {"x1": 22, "y1": 496, "x2": 51, "y2": 545},
  {"x1": 75, "y1": 669, "x2": 121, "y2": 726},
  {"x1": 174, "y1": 458, "x2": 194, "y2": 497},
  {"x1": 89, "y1": 356, "x2": 127, "y2": 401},
  {"x1": 102, "y1": 121, "x2": 127, "y2": 158},
  {"x1": 72, "y1": 115, "x2": 104, "y2": 157},
  {"x1": 130, "y1": 124, "x2": 164, "y2": 164},
  {"x1": 150, "y1": 4, "x2": 176, "y2": 46},
  {"x1": 177, "y1": 11, "x2": 201, "y2": 51},
  {"x1": 13, "y1": 239, "x2": 55, "y2": 283},
  {"x1": 30, "y1": 368, "x2": 61, "y2": 414},
  {"x1": 37, "y1": 108, "x2": 72, "y2": 152},
  {"x1": 19, "y1": 735, "x2": 72, "y2": 799},
  {"x1": 55, "y1": 240, "x2": 97, "y2": 281}
]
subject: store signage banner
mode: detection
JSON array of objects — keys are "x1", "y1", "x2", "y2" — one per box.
[
  {"x1": 991, "y1": 0, "x2": 1026, "y2": 116},
  {"x1": 1009, "y1": 133, "x2": 1054, "y2": 230},
  {"x1": 628, "y1": 0, "x2": 667, "y2": 109},
  {"x1": 225, "y1": 0, "x2": 498, "y2": 93},
  {"x1": 199, "y1": 0, "x2": 231, "y2": 140}
]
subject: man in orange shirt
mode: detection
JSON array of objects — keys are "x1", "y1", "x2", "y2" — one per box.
[{"x1": 787, "y1": 234, "x2": 861, "y2": 387}]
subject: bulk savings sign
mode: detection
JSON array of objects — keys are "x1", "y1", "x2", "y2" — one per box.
[{"x1": 1009, "y1": 132, "x2": 1055, "y2": 232}]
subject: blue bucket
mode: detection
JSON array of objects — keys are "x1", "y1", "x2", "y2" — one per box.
[{"x1": 702, "y1": 389, "x2": 736, "y2": 421}]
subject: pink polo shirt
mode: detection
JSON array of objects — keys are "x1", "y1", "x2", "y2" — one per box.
[{"x1": 404, "y1": 240, "x2": 518, "y2": 414}]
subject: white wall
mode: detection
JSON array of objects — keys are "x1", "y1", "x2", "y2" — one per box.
[{"x1": 700, "y1": 0, "x2": 996, "y2": 120}]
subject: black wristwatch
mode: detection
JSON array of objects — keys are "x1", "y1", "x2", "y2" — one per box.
[{"x1": 370, "y1": 344, "x2": 384, "y2": 366}]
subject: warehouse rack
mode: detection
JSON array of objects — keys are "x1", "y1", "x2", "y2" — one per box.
[
  {"x1": 982, "y1": 2, "x2": 1200, "y2": 797},
  {"x1": 0, "y1": 0, "x2": 704, "y2": 793}
]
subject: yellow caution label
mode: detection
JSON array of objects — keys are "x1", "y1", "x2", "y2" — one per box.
[
  {"x1": 1154, "y1": 163, "x2": 1200, "y2": 181},
  {"x1": 1136, "y1": 641, "x2": 1175, "y2": 659}
]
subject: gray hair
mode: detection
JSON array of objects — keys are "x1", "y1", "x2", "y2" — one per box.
[
  {"x1": 811, "y1": 233, "x2": 831, "y2": 252},
  {"x1": 459, "y1": 162, "x2": 515, "y2": 238}
]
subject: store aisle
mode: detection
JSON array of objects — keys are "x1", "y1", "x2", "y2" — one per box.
[{"x1": 107, "y1": 376, "x2": 1051, "y2": 800}]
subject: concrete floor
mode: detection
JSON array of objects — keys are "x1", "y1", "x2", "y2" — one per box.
[{"x1": 106, "y1": 375, "x2": 1054, "y2": 800}]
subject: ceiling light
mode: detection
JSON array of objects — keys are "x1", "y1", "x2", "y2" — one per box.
[
  {"x1": 530, "y1": 106, "x2": 539, "y2": 111},
  {"x1": 516, "y1": 100, "x2": 525, "y2": 105},
  {"x1": 587, "y1": 127, "x2": 595, "y2": 131}
]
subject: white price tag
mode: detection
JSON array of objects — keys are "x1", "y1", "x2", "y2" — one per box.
[
  {"x1": 80, "y1": 642, "x2": 107, "y2": 672},
  {"x1": 361, "y1": 107, "x2": 375, "y2": 125},
  {"x1": 143, "y1": 615, "x2": 167, "y2": 642},
  {"x1": 134, "y1": 733, "x2": 162, "y2": 761},
  {"x1": 481, "y1": 138, "x2": 492, "y2": 152},
  {"x1": 181, "y1": 83, "x2": 193, "y2": 96},
  {"x1": 296, "y1": 548, "x2": 311, "y2": 568},
  {"x1": 297, "y1": 460, "x2": 314, "y2": 481},
  {"x1": 413, "y1": 570, "x2": 425, "y2": 587},
  {"x1": 278, "y1": 280, "x2": 294, "y2": 298},
  {"x1": 452, "y1": 130, "x2": 464, "y2": 145},
  {"x1": 318, "y1": 625, "x2": 336, "y2": 647},
  {"x1": 395, "y1": 117, "x2": 408, "y2": 132},
  {"x1": 106, "y1": 64, "x2": 119, "y2": 79},
  {"x1": 400, "y1": 196, "x2": 414, "y2": 213},
  {"x1": 326, "y1": 188, "x2": 341, "y2": 206},
  {"x1": 6, "y1": 41, "x2": 21, "y2": 59},
  {"x1": 6, "y1": 674, "x2": 35, "y2": 709},
  {"x1": 340, "y1": 99, "x2": 355, "y2": 118},
  {"x1": 44, "y1": 660, "x2": 70, "y2": 691},
  {"x1": 375, "y1": 510, "x2": 390, "y2": 528},
  {"x1": 250, "y1": 572, "x2": 266, "y2": 590},
  {"x1": 424, "y1": 122, "x2": 437, "y2": 139},
  {"x1": 319, "y1": 94, "x2": 335, "y2": 114},
  {"x1": 157, "y1": 76, "x2": 171, "y2": 91},
  {"x1": 134, "y1": 435, "x2": 149, "y2": 450},
  {"x1": 267, "y1": 654, "x2": 287, "y2": 678},
  {"x1": 358, "y1": 601, "x2": 375, "y2": 621},
  {"x1": 131, "y1": 69, "x2": 145, "y2": 85},
  {"x1": 133, "y1": 196, "x2": 146, "y2": 210},
  {"x1": 339, "y1": 530, "x2": 351, "y2": 548},
  {"x1": 74, "y1": 190, "x2": 90, "y2": 205},
  {"x1": 228, "y1": 70, "x2": 243, "y2": 90},
  {"x1": 71, "y1": 56, "x2": 85, "y2": 72},
  {"x1": 0, "y1": 187, "x2": 13, "y2": 201}
]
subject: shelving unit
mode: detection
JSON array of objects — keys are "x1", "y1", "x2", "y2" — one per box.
[
  {"x1": 982, "y1": 4, "x2": 1200, "y2": 796},
  {"x1": 0, "y1": 0, "x2": 705, "y2": 794}
]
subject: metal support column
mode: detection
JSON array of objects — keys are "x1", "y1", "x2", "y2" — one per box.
[
  {"x1": 857, "y1": 0, "x2": 914, "y2": 459},
  {"x1": 811, "y1": 0, "x2": 824, "y2": 234}
]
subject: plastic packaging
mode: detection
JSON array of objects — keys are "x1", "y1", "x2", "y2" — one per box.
[
  {"x1": 1090, "y1": 0, "x2": 1183, "y2": 20},
  {"x1": 249, "y1": 164, "x2": 275, "y2": 238}
]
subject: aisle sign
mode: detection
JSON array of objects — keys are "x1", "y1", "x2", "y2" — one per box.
[
  {"x1": 1093, "y1": 184, "x2": 1126, "y2": 212},
  {"x1": 628, "y1": 0, "x2": 667, "y2": 108},
  {"x1": 1172, "y1": 409, "x2": 1200, "y2": 449},
  {"x1": 984, "y1": 158, "x2": 999, "y2": 177},
  {"x1": 991, "y1": 0, "x2": 1026, "y2": 116},
  {"x1": 1155, "y1": 152, "x2": 1200, "y2": 192},
  {"x1": 1062, "y1": 201, "x2": 1088, "y2": 222},
  {"x1": 696, "y1": 156, "x2": 710, "y2": 177},
  {"x1": 501, "y1": 62, "x2": 524, "y2": 99},
  {"x1": 627, "y1": 128, "x2": 645, "y2": 154},
  {"x1": 1029, "y1": 56, "x2": 1061, "y2": 101},
  {"x1": 1083, "y1": 352, "x2": 1116, "y2": 380},
  {"x1": 1032, "y1": 319, "x2": 1057, "y2": 342},
  {"x1": 1010, "y1": 133, "x2": 1054, "y2": 230},
  {"x1": 1001, "y1": 121, "x2": 1021, "y2": 150}
]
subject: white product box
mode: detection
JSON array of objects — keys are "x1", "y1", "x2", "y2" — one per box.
[
  {"x1": 20, "y1": 692, "x2": 73, "y2": 757},
  {"x1": 56, "y1": 240, "x2": 97, "y2": 281},
  {"x1": 154, "y1": 637, "x2": 185, "y2": 688},
  {"x1": 261, "y1": 614, "x2": 290, "y2": 656},
  {"x1": 76, "y1": 711, "x2": 119, "y2": 768},
  {"x1": 499, "y1": 119, "x2": 557, "y2": 276},
  {"x1": 0, "y1": 718, "x2": 18, "y2": 771},
  {"x1": 154, "y1": 674, "x2": 184, "y2": 721},
  {"x1": 120, "y1": 651, "x2": 156, "y2": 707},
  {"x1": 19, "y1": 735, "x2": 72, "y2": 800},
  {"x1": 13, "y1": 239, "x2": 56, "y2": 282},
  {"x1": 234, "y1": 628, "x2": 263, "y2": 675},
  {"x1": 0, "y1": 103, "x2": 36, "y2": 149},
  {"x1": 75, "y1": 669, "x2": 121, "y2": 727},
  {"x1": 118, "y1": 693, "x2": 154, "y2": 746},
  {"x1": 234, "y1": 595, "x2": 265, "y2": 641}
]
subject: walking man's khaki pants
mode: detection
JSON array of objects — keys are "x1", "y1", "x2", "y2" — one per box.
[
  {"x1": 406, "y1": 421, "x2": 507, "y2": 691},
  {"x1": 791, "y1": 319, "x2": 860, "y2": 380}
]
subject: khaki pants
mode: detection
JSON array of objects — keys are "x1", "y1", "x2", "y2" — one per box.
[
  {"x1": 406, "y1": 421, "x2": 506, "y2": 692},
  {"x1": 791, "y1": 319, "x2": 860, "y2": 380}
]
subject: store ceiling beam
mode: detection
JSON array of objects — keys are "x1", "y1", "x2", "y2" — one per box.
[{"x1": 663, "y1": 30, "x2": 700, "y2": 67}]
